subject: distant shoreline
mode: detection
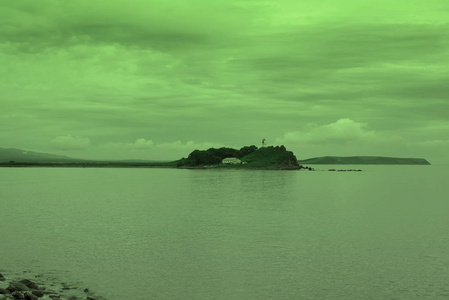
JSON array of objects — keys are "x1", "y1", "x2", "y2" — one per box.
[
  {"x1": 1, "y1": 147, "x2": 431, "y2": 168},
  {"x1": 0, "y1": 157, "x2": 431, "y2": 169},
  {"x1": 298, "y1": 156, "x2": 431, "y2": 165},
  {"x1": 0, "y1": 162, "x2": 177, "y2": 168},
  {"x1": 0, "y1": 162, "x2": 305, "y2": 170}
]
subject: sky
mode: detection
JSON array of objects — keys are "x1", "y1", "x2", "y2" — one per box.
[{"x1": 1, "y1": 0, "x2": 449, "y2": 163}]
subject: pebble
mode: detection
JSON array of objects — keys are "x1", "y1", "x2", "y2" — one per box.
[
  {"x1": 31, "y1": 290, "x2": 44, "y2": 297},
  {"x1": 23, "y1": 292, "x2": 38, "y2": 300},
  {"x1": 0, "y1": 272, "x2": 102, "y2": 300},
  {"x1": 11, "y1": 291, "x2": 25, "y2": 299}
]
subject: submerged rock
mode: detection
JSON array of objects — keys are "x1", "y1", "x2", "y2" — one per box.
[
  {"x1": 19, "y1": 280, "x2": 39, "y2": 290},
  {"x1": 23, "y1": 292, "x2": 38, "y2": 300},
  {"x1": 31, "y1": 290, "x2": 44, "y2": 297},
  {"x1": 0, "y1": 273, "x2": 5, "y2": 281},
  {"x1": 7, "y1": 281, "x2": 30, "y2": 293},
  {"x1": 11, "y1": 291, "x2": 25, "y2": 299},
  {"x1": 61, "y1": 282, "x2": 75, "y2": 290}
]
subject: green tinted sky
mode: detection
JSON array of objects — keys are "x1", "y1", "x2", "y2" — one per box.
[{"x1": 1, "y1": 0, "x2": 448, "y2": 163}]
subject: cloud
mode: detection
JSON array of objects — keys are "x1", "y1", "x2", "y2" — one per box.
[
  {"x1": 277, "y1": 119, "x2": 380, "y2": 145},
  {"x1": 0, "y1": 0, "x2": 253, "y2": 53},
  {"x1": 93, "y1": 139, "x2": 225, "y2": 160},
  {"x1": 100, "y1": 139, "x2": 223, "y2": 152},
  {"x1": 134, "y1": 138, "x2": 155, "y2": 149},
  {"x1": 156, "y1": 140, "x2": 225, "y2": 151},
  {"x1": 275, "y1": 119, "x2": 449, "y2": 163},
  {"x1": 101, "y1": 138, "x2": 154, "y2": 150},
  {"x1": 51, "y1": 135, "x2": 90, "y2": 150},
  {"x1": 1, "y1": 1, "x2": 448, "y2": 163}
]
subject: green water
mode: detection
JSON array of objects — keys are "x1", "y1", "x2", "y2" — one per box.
[{"x1": 1, "y1": 166, "x2": 448, "y2": 299}]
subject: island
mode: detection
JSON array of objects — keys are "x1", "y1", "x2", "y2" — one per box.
[
  {"x1": 298, "y1": 156, "x2": 431, "y2": 165},
  {"x1": 176, "y1": 145, "x2": 303, "y2": 170}
]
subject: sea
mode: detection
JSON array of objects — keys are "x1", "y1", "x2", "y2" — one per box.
[{"x1": 1, "y1": 165, "x2": 448, "y2": 299}]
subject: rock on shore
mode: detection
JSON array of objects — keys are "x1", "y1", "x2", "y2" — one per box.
[{"x1": 0, "y1": 272, "x2": 102, "y2": 300}]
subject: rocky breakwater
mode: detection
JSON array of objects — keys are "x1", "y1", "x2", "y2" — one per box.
[{"x1": 0, "y1": 272, "x2": 101, "y2": 300}]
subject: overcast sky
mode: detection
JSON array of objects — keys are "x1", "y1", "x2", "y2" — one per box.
[{"x1": 1, "y1": 0, "x2": 448, "y2": 163}]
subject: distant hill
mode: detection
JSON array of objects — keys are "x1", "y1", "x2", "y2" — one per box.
[
  {"x1": 112, "y1": 159, "x2": 169, "y2": 163},
  {"x1": 298, "y1": 156, "x2": 431, "y2": 165},
  {"x1": 0, "y1": 147, "x2": 84, "y2": 163},
  {"x1": 0, "y1": 147, "x2": 170, "y2": 164}
]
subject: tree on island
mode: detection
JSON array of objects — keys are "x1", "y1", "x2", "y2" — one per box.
[{"x1": 177, "y1": 145, "x2": 259, "y2": 167}]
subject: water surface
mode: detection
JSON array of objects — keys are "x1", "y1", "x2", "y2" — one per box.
[{"x1": 1, "y1": 166, "x2": 448, "y2": 299}]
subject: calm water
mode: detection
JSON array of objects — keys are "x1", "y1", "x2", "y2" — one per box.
[{"x1": 1, "y1": 166, "x2": 448, "y2": 299}]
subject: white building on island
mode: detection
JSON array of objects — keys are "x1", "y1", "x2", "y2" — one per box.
[{"x1": 222, "y1": 157, "x2": 242, "y2": 164}]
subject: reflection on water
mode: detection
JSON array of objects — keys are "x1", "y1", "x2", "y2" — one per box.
[{"x1": 0, "y1": 166, "x2": 448, "y2": 299}]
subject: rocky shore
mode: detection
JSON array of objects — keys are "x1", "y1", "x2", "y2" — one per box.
[{"x1": 0, "y1": 272, "x2": 102, "y2": 300}]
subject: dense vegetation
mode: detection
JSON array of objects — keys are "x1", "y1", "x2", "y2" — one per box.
[
  {"x1": 239, "y1": 146, "x2": 300, "y2": 168},
  {"x1": 176, "y1": 145, "x2": 258, "y2": 167},
  {"x1": 176, "y1": 145, "x2": 301, "y2": 169}
]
